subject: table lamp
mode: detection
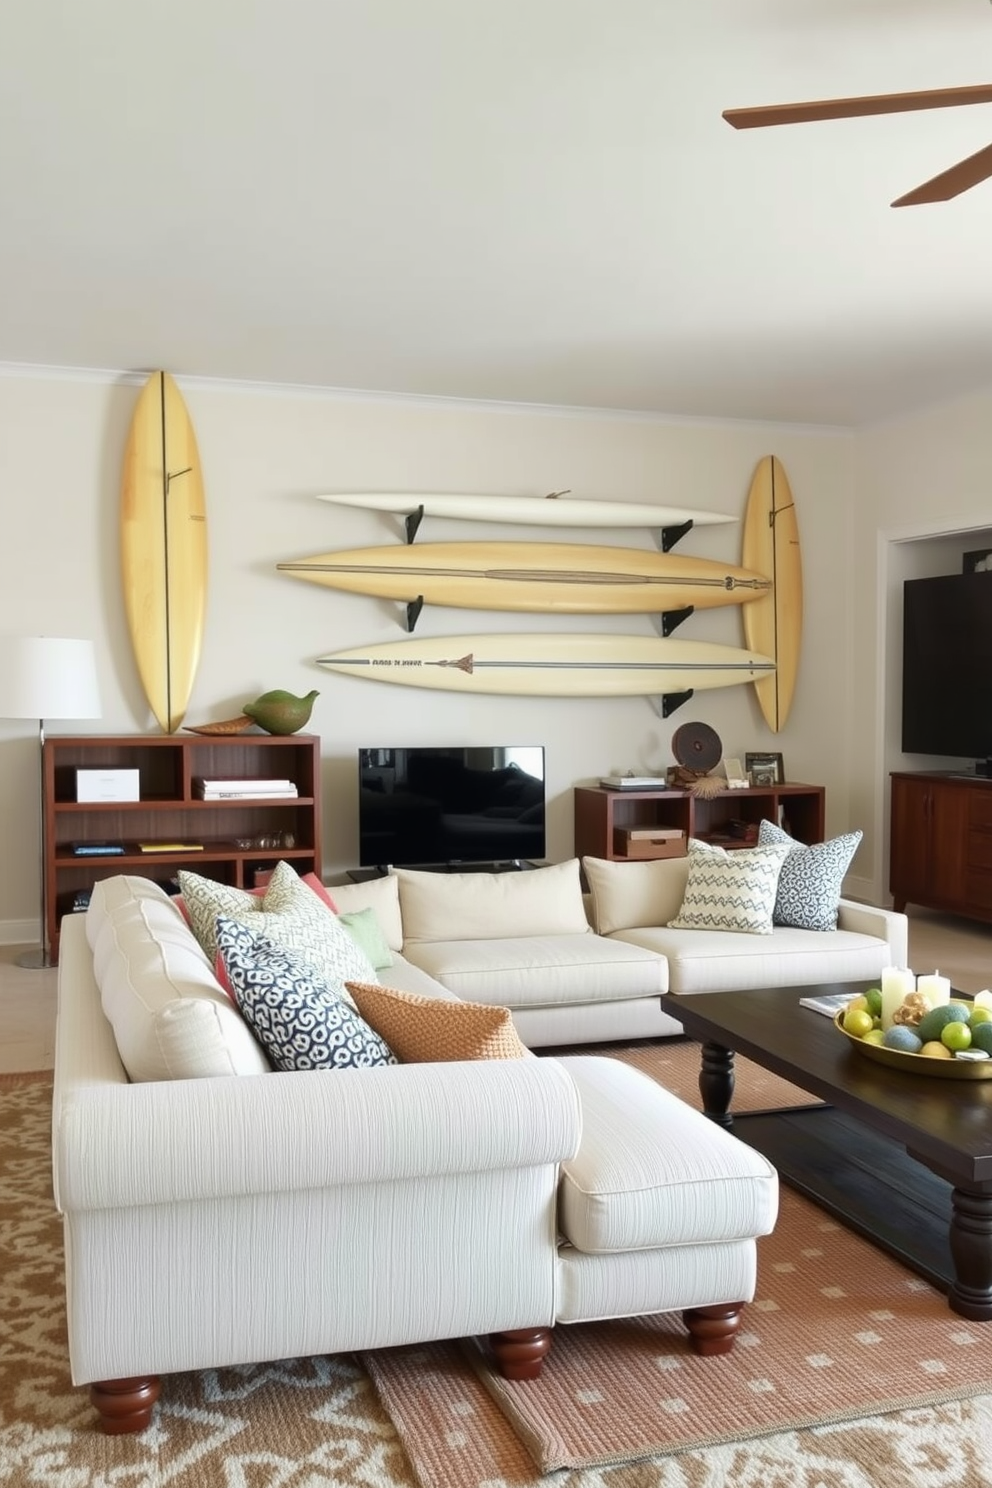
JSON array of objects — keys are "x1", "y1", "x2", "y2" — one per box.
[{"x1": 0, "y1": 637, "x2": 102, "y2": 968}]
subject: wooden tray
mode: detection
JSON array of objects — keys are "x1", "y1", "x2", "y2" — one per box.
[{"x1": 834, "y1": 1009, "x2": 992, "y2": 1080}]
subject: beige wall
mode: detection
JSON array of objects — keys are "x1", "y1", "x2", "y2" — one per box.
[
  {"x1": 853, "y1": 387, "x2": 992, "y2": 908},
  {"x1": 0, "y1": 368, "x2": 855, "y2": 942}
]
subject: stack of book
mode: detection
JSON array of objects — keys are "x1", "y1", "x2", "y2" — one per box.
[{"x1": 193, "y1": 777, "x2": 299, "y2": 800}]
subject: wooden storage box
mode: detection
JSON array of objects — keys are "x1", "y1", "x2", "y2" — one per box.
[{"x1": 613, "y1": 827, "x2": 687, "y2": 860}]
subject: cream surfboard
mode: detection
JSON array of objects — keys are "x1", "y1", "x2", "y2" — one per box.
[
  {"x1": 316, "y1": 492, "x2": 736, "y2": 529},
  {"x1": 278, "y1": 542, "x2": 770, "y2": 615},
  {"x1": 121, "y1": 372, "x2": 208, "y2": 733},
  {"x1": 741, "y1": 456, "x2": 802, "y2": 733},
  {"x1": 317, "y1": 633, "x2": 775, "y2": 698}
]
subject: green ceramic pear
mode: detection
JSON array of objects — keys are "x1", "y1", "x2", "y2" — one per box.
[{"x1": 242, "y1": 689, "x2": 319, "y2": 735}]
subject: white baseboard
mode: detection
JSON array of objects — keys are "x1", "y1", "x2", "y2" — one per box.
[{"x1": 0, "y1": 917, "x2": 40, "y2": 947}]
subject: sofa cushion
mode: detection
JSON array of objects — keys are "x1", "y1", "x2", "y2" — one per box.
[
  {"x1": 556, "y1": 1056, "x2": 778, "y2": 1253},
  {"x1": 610, "y1": 922, "x2": 892, "y2": 993},
  {"x1": 667, "y1": 839, "x2": 790, "y2": 935},
  {"x1": 179, "y1": 861, "x2": 377, "y2": 1005},
  {"x1": 88, "y1": 882, "x2": 272, "y2": 1082},
  {"x1": 215, "y1": 918, "x2": 397, "y2": 1071},
  {"x1": 346, "y1": 980, "x2": 529, "y2": 1062},
  {"x1": 758, "y1": 818, "x2": 863, "y2": 932},
  {"x1": 402, "y1": 933, "x2": 668, "y2": 1007},
  {"x1": 337, "y1": 907, "x2": 394, "y2": 970},
  {"x1": 326, "y1": 874, "x2": 404, "y2": 952},
  {"x1": 395, "y1": 859, "x2": 590, "y2": 943},
  {"x1": 582, "y1": 855, "x2": 691, "y2": 935}
]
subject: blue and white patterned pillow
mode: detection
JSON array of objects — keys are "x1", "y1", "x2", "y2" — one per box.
[
  {"x1": 215, "y1": 917, "x2": 397, "y2": 1071},
  {"x1": 667, "y1": 838, "x2": 790, "y2": 935},
  {"x1": 758, "y1": 819, "x2": 863, "y2": 932}
]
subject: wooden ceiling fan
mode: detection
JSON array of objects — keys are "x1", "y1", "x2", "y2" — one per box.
[{"x1": 723, "y1": 83, "x2": 992, "y2": 206}]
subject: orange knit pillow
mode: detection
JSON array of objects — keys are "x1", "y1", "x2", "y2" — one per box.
[{"x1": 345, "y1": 981, "x2": 528, "y2": 1063}]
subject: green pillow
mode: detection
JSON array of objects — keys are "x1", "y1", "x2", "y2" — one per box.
[{"x1": 337, "y1": 907, "x2": 393, "y2": 970}]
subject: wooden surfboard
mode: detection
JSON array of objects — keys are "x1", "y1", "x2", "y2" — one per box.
[
  {"x1": 741, "y1": 456, "x2": 802, "y2": 733},
  {"x1": 316, "y1": 492, "x2": 736, "y2": 529},
  {"x1": 121, "y1": 372, "x2": 208, "y2": 733},
  {"x1": 278, "y1": 542, "x2": 770, "y2": 615},
  {"x1": 316, "y1": 633, "x2": 775, "y2": 698}
]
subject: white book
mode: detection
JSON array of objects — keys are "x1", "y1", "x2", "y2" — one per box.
[
  {"x1": 194, "y1": 778, "x2": 295, "y2": 792},
  {"x1": 799, "y1": 992, "x2": 854, "y2": 1017},
  {"x1": 199, "y1": 788, "x2": 298, "y2": 799}
]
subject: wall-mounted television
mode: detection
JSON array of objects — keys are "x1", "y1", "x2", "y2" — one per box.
[
  {"x1": 358, "y1": 746, "x2": 546, "y2": 869},
  {"x1": 902, "y1": 573, "x2": 992, "y2": 759}
]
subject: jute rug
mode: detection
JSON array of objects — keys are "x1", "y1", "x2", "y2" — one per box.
[{"x1": 5, "y1": 1054, "x2": 992, "y2": 1487}]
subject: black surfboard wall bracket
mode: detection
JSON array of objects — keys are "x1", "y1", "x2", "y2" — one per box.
[
  {"x1": 405, "y1": 595, "x2": 425, "y2": 632},
  {"x1": 659, "y1": 604, "x2": 695, "y2": 638},
  {"x1": 660, "y1": 519, "x2": 693, "y2": 553},
  {"x1": 405, "y1": 506, "x2": 426, "y2": 544},
  {"x1": 649, "y1": 688, "x2": 695, "y2": 720}
]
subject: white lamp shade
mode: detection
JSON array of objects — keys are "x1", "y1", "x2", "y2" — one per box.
[{"x1": 0, "y1": 637, "x2": 102, "y2": 721}]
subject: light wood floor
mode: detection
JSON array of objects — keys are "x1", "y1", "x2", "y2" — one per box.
[{"x1": 3, "y1": 906, "x2": 990, "y2": 1076}]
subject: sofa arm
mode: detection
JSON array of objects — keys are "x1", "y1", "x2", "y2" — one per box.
[
  {"x1": 54, "y1": 1057, "x2": 582, "y2": 1213},
  {"x1": 837, "y1": 898, "x2": 908, "y2": 967}
]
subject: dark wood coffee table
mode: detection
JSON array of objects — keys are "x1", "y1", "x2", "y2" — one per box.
[{"x1": 660, "y1": 981, "x2": 992, "y2": 1320}]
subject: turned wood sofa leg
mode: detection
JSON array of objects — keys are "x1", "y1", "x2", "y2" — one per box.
[
  {"x1": 89, "y1": 1375, "x2": 161, "y2": 1434},
  {"x1": 489, "y1": 1327, "x2": 553, "y2": 1379},
  {"x1": 683, "y1": 1302, "x2": 745, "y2": 1356}
]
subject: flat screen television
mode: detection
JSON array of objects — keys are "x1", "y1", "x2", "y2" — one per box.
[
  {"x1": 902, "y1": 573, "x2": 992, "y2": 759},
  {"x1": 358, "y1": 746, "x2": 546, "y2": 868}
]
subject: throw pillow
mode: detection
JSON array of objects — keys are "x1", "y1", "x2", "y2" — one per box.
[
  {"x1": 667, "y1": 838, "x2": 791, "y2": 935},
  {"x1": 582, "y1": 854, "x2": 691, "y2": 935},
  {"x1": 396, "y1": 858, "x2": 589, "y2": 943},
  {"x1": 215, "y1": 918, "x2": 397, "y2": 1071},
  {"x1": 179, "y1": 860, "x2": 377, "y2": 1006},
  {"x1": 337, "y1": 907, "x2": 393, "y2": 970},
  {"x1": 757, "y1": 818, "x2": 863, "y2": 932},
  {"x1": 345, "y1": 980, "x2": 529, "y2": 1062}
]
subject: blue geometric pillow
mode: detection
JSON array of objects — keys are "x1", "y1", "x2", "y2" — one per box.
[
  {"x1": 215, "y1": 917, "x2": 397, "y2": 1071},
  {"x1": 757, "y1": 819, "x2": 863, "y2": 932}
]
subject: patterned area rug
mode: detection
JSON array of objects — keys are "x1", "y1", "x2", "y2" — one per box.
[{"x1": 5, "y1": 1054, "x2": 992, "y2": 1487}]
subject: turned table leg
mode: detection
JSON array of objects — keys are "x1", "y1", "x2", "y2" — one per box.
[
  {"x1": 699, "y1": 1041, "x2": 735, "y2": 1127},
  {"x1": 683, "y1": 1302, "x2": 744, "y2": 1355},
  {"x1": 89, "y1": 1375, "x2": 161, "y2": 1434},
  {"x1": 489, "y1": 1327, "x2": 553, "y2": 1379}
]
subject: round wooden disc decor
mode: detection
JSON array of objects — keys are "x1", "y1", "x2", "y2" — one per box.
[{"x1": 672, "y1": 721, "x2": 723, "y2": 774}]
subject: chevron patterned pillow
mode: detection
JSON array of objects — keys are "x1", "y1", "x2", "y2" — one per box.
[{"x1": 667, "y1": 838, "x2": 790, "y2": 935}]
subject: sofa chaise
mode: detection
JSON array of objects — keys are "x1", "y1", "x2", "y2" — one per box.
[{"x1": 54, "y1": 869, "x2": 783, "y2": 1434}]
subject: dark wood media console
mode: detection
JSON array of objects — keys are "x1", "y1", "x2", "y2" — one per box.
[{"x1": 890, "y1": 771, "x2": 992, "y2": 924}]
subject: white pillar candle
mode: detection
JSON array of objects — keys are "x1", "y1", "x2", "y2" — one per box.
[
  {"x1": 916, "y1": 972, "x2": 951, "y2": 1008},
  {"x1": 881, "y1": 966, "x2": 915, "y2": 1030}
]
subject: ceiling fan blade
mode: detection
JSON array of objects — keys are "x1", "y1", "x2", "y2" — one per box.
[
  {"x1": 723, "y1": 84, "x2": 992, "y2": 130},
  {"x1": 892, "y1": 140, "x2": 992, "y2": 206}
]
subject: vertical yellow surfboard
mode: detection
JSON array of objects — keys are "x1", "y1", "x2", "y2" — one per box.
[
  {"x1": 741, "y1": 456, "x2": 802, "y2": 733},
  {"x1": 121, "y1": 372, "x2": 208, "y2": 733}
]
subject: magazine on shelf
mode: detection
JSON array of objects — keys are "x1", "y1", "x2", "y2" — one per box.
[
  {"x1": 799, "y1": 991, "x2": 855, "y2": 1017},
  {"x1": 193, "y1": 777, "x2": 295, "y2": 792}
]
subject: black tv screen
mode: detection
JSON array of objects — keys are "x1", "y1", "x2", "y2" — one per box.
[
  {"x1": 358, "y1": 746, "x2": 546, "y2": 868},
  {"x1": 902, "y1": 574, "x2": 992, "y2": 758}
]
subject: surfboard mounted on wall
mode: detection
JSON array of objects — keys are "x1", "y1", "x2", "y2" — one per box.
[
  {"x1": 278, "y1": 541, "x2": 771, "y2": 621},
  {"x1": 317, "y1": 632, "x2": 774, "y2": 710},
  {"x1": 315, "y1": 491, "x2": 736, "y2": 548},
  {"x1": 741, "y1": 455, "x2": 802, "y2": 733},
  {"x1": 120, "y1": 371, "x2": 208, "y2": 733}
]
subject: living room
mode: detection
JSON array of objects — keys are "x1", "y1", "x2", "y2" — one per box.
[{"x1": 4, "y1": 2, "x2": 992, "y2": 1483}]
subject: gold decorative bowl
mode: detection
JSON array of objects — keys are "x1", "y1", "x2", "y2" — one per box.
[{"x1": 834, "y1": 1007, "x2": 992, "y2": 1080}]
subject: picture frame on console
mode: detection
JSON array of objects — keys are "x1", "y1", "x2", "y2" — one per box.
[{"x1": 745, "y1": 751, "x2": 784, "y2": 786}]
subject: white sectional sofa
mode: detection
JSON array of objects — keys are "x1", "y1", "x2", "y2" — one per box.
[
  {"x1": 54, "y1": 871, "x2": 781, "y2": 1434},
  {"x1": 329, "y1": 854, "x2": 907, "y2": 1046}
]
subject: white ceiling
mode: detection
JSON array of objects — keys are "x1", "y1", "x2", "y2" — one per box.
[{"x1": 4, "y1": 0, "x2": 992, "y2": 426}]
